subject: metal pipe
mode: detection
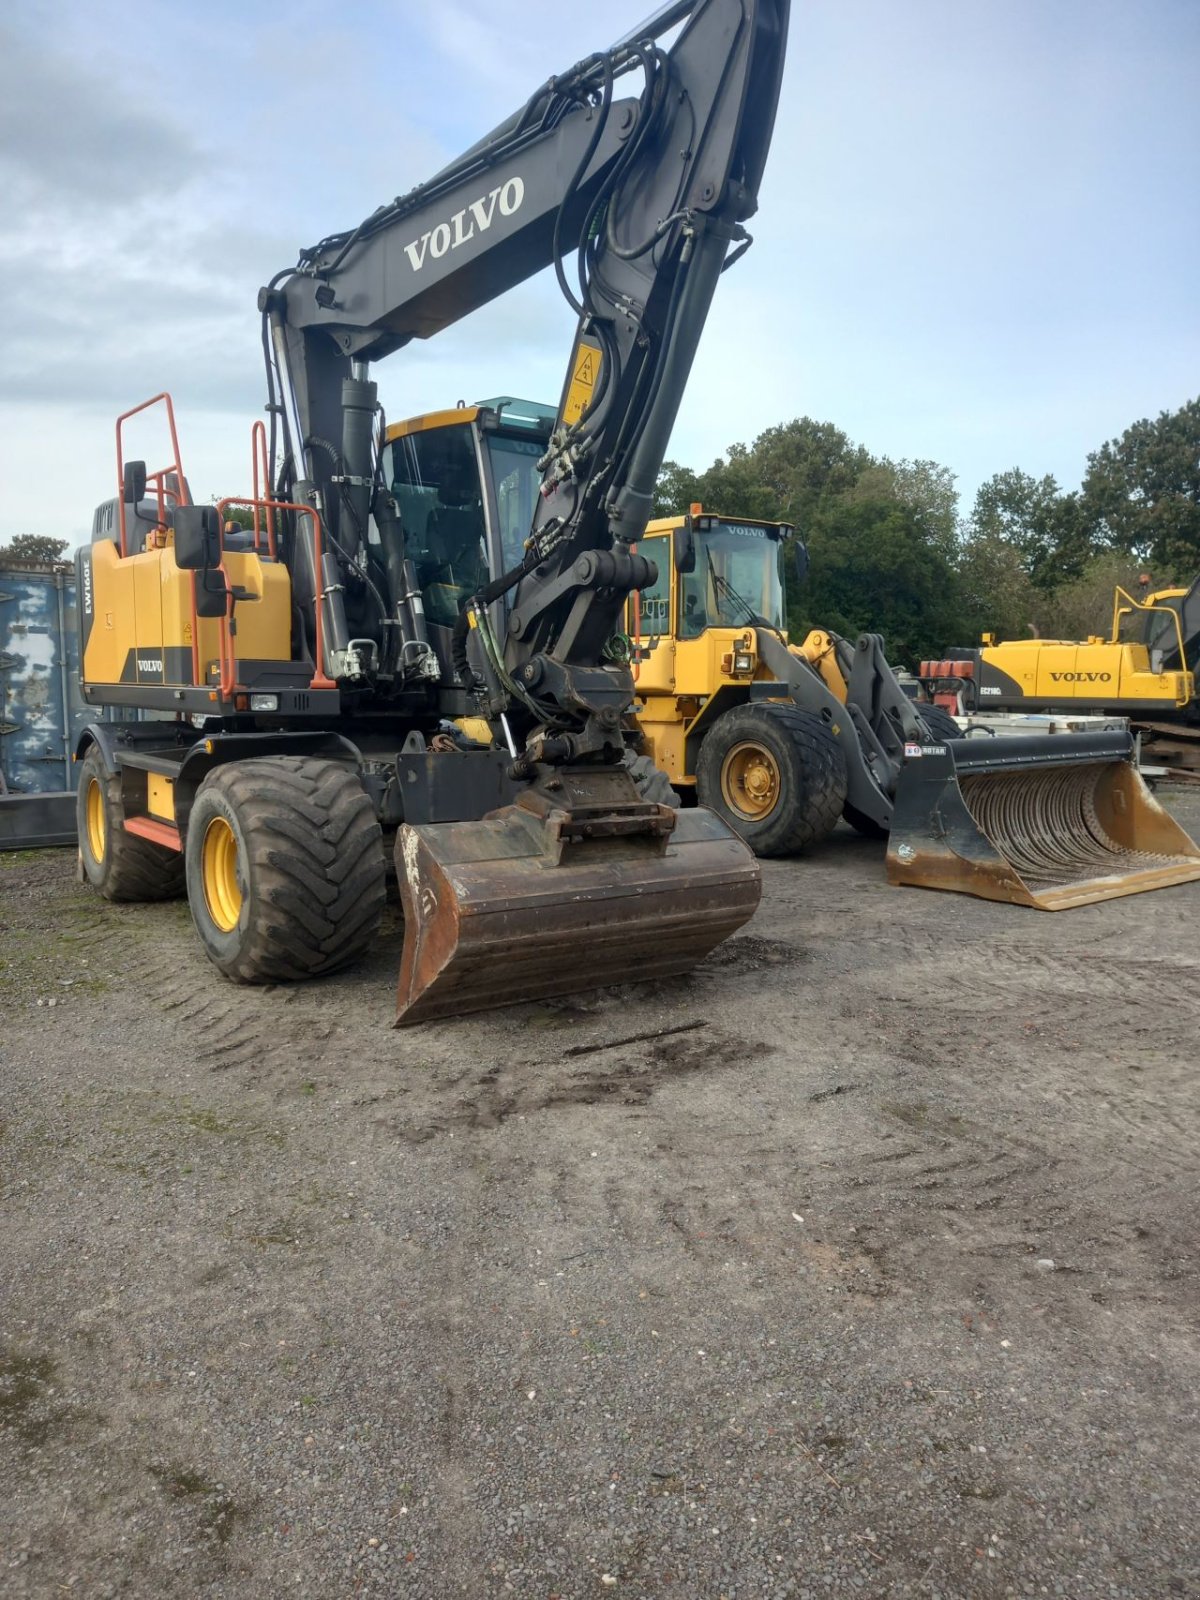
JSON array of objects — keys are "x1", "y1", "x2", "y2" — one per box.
[{"x1": 268, "y1": 311, "x2": 308, "y2": 481}]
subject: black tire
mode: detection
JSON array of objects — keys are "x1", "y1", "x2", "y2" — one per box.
[
  {"x1": 695, "y1": 703, "x2": 848, "y2": 857},
  {"x1": 915, "y1": 702, "x2": 961, "y2": 743},
  {"x1": 76, "y1": 745, "x2": 186, "y2": 901},
  {"x1": 623, "y1": 749, "x2": 680, "y2": 807},
  {"x1": 183, "y1": 756, "x2": 386, "y2": 984}
]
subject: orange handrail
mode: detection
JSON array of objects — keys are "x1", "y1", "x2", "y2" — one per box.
[
  {"x1": 215, "y1": 495, "x2": 335, "y2": 697},
  {"x1": 250, "y1": 421, "x2": 277, "y2": 559},
  {"x1": 115, "y1": 393, "x2": 188, "y2": 558}
]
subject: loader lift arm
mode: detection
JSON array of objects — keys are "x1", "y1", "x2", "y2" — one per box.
[{"x1": 260, "y1": 0, "x2": 788, "y2": 767}]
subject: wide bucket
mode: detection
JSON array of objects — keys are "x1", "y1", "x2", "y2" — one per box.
[
  {"x1": 886, "y1": 731, "x2": 1200, "y2": 910},
  {"x1": 394, "y1": 802, "x2": 762, "y2": 1025}
]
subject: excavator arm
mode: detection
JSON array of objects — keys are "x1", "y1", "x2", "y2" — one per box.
[
  {"x1": 250, "y1": 0, "x2": 787, "y2": 1022},
  {"x1": 261, "y1": 0, "x2": 787, "y2": 764}
]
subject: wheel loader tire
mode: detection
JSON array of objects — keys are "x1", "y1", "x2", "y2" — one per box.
[
  {"x1": 623, "y1": 749, "x2": 680, "y2": 807},
  {"x1": 695, "y1": 704, "x2": 847, "y2": 857},
  {"x1": 184, "y1": 756, "x2": 386, "y2": 984},
  {"x1": 915, "y1": 702, "x2": 961, "y2": 743},
  {"x1": 76, "y1": 745, "x2": 186, "y2": 901}
]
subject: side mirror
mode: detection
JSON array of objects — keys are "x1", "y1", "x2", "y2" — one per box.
[
  {"x1": 173, "y1": 505, "x2": 223, "y2": 571},
  {"x1": 673, "y1": 521, "x2": 696, "y2": 574},
  {"x1": 123, "y1": 460, "x2": 148, "y2": 504},
  {"x1": 792, "y1": 540, "x2": 809, "y2": 586}
]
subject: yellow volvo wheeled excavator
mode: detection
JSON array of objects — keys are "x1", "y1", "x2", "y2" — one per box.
[{"x1": 73, "y1": 0, "x2": 783, "y2": 1023}]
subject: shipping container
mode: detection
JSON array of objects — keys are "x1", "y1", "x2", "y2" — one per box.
[{"x1": 1, "y1": 561, "x2": 95, "y2": 846}]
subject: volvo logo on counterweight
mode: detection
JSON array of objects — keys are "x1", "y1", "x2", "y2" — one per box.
[
  {"x1": 1049, "y1": 671, "x2": 1112, "y2": 683},
  {"x1": 403, "y1": 177, "x2": 525, "y2": 272}
]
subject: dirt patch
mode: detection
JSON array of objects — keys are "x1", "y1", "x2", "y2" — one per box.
[{"x1": 2, "y1": 789, "x2": 1200, "y2": 1597}]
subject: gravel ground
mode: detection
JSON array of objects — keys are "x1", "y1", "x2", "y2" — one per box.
[{"x1": 2, "y1": 792, "x2": 1199, "y2": 1599}]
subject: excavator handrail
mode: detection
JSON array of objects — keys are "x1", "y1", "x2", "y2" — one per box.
[
  {"x1": 250, "y1": 421, "x2": 277, "y2": 559},
  {"x1": 214, "y1": 496, "x2": 336, "y2": 697},
  {"x1": 1111, "y1": 584, "x2": 1188, "y2": 668},
  {"x1": 115, "y1": 393, "x2": 189, "y2": 558}
]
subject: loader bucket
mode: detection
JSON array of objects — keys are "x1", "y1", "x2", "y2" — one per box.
[
  {"x1": 394, "y1": 799, "x2": 762, "y2": 1025},
  {"x1": 886, "y1": 731, "x2": 1200, "y2": 910}
]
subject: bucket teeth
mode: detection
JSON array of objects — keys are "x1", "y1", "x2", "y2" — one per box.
[
  {"x1": 395, "y1": 803, "x2": 761, "y2": 1025},
  {"x1": 887, "y1": 737, "x2": 1200, "y2": 910}
]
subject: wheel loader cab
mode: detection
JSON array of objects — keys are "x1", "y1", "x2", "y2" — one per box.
[{"x1": 627, "y1": 510, "x2": 796, "y2": 792}]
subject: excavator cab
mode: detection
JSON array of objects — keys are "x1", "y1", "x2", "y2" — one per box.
[
  {"x1": 380, "y1": 401, "x2": 554, "y2": 660},
  {"x1": 377, "y1": 415, "x2": 763, "y2": 1024}
]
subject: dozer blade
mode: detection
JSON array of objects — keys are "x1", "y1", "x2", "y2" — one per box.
[
  {"x1": 886, "y1": 730, "x2": 1200, "y2": 910},
  {"x1": 394, "y1": 800, "x2": 761, "y2": 1026}
]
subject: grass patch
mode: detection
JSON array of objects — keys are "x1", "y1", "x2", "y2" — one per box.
[
  {"x1": 0, "y1": 1346, "x2": 62, "y2": 1444},
  {"x1": 154, "y1": 1464, "x2": 242, "y2": 1544}
]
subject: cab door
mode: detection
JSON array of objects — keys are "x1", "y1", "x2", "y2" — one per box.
[{"x1": 629, "y1": 535, "x2": 675, "y2": 698}]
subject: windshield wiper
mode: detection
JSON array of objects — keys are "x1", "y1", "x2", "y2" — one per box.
[{"x1": 705, "y1": 548, "x2": 773, "y2": 630}]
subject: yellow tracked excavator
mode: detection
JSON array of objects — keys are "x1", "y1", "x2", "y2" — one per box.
[
  {"x1": 73, "y1": 0, "x2": 782, "y2": 1022},
  {"x1": 918, "y1": 575, "x2": 1200, "y2": 775}
]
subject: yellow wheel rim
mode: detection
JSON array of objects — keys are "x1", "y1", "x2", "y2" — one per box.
[
  {"x1": 721, "y1": 740, "x2": 781, "y2": 821},
  {"x1": 85, "y1": 777, "x2": 107, "y2": 863},
  {"x1": 201, "y1": 816, "x2": 243, "y2": 933}
]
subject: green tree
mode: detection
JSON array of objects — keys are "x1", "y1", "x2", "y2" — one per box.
[
  {"x1": 0, "y1": 534, "x2": 70, "y2": 565},
  {"x1": 653, "y1": 460, "x2": 702, "y2": 517},
  {"x1": 969, "y1": 469, "x2": 1093, "y2": 588},
  {"x1": 656, "y1": 417, "x2": 872, "y2": 525},
  {"x1": 848, "y1": 458, "x2": 962, "y2": 558},
  {"x1": 796, "y1": 496, "x2": 966, "y2": 668},
  {"x1": 1028, "y1": 552, "x2": 1153, "y2": 642},
  {"x1": 1080, "y1": 397, "x2": 1200, "y2": 573},
  {"x1": 956, "y1": 530, "x2": 1038, "y2": 644}
]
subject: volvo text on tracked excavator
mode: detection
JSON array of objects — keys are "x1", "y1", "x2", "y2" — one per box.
[{"x1": 73, "y1": 0, "x2": 787, "y2": 1022}]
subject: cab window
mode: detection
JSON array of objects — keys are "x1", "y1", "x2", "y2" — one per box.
[
  {"x1": 633, "y1": 536, "x2": 671, "y2": 640},
  {"x1": 486, "y1": 434, "x2": 545, "y2": 574},
  {"x1": 680, "y1": 523, "x2": 785, "y2": 637},
  {"x1": 387, "y1": 424, "x2": 487, "y2": 627}
]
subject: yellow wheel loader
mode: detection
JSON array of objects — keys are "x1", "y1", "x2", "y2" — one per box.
[
  {"x1": 73, "y1": 0, "x2": 788, "y2": 1024},
  {"x1": 919, "y1": 575, "x2": 1200, "y2": 771},
  {"x1": 621, "y1": 509, "x2": 1200, "y2": 907}
]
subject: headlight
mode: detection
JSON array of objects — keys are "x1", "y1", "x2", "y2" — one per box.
[
  {"x1": 249, "y1": 693, "x2": 279, "y2": 711},
  {"x1": 733, "y1": 651, "x2": 754, "y2": 673}
]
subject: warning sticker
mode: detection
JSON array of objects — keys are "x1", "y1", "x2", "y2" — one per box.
[{"x1": 562, "y1": 338, "x2": 603, "y2": 424}]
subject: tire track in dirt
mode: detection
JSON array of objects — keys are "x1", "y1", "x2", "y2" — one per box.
[{"x1": 374, "y1": 1021, "x2": 766, "y2": 1144}]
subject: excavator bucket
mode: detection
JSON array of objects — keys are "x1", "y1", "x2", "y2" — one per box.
[
  {"x1": 394, "y1": 797, "x2": 762, "y2": 1026},
  {"x1": 886, "y1": 730, "x2": 1200, "y2": 909}
]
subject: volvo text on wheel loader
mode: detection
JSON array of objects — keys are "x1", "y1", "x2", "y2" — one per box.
[
  {"x1": 616, "y1": 509, "x2": 1200, "y2": 907},
  {"x1": 73, "y1": 0, "x2": 787, "y2": 1023}
]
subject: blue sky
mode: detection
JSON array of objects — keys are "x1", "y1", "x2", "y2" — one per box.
[{"x1": 1, "y1": 0, "x2": 1197, "y2": 543}]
